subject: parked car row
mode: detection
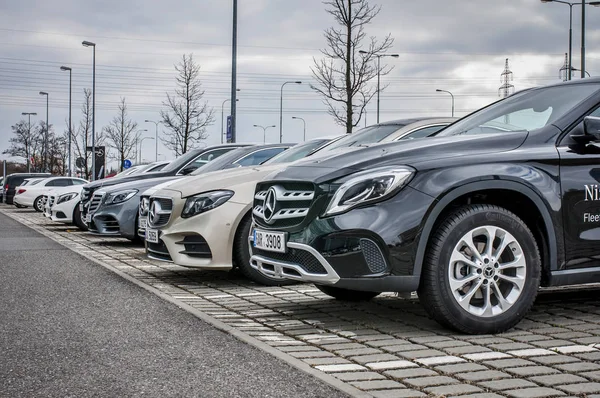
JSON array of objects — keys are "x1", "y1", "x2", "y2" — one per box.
[{"x1": 8, "y1": 79, "x2": 600, "y2": 334}]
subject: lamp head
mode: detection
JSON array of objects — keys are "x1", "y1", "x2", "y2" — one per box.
[
  {"x1": 60, "y1": 66, "x2": 71, "y2": 71},
  {"x1": 436, "y1": 89, "x2": 443, "y2": 92},
  {"x1": 358, "y1": 50, "x2": 368, "y2": 54},
  {"x1": 294, "y1": 81, "x2": 302, "y2": 84},
  {"x1": 390, "y1": 54, "x2": 400, "y2": 58},
  {"x1": 39, "y1": 91, "x2": 48, "y2": 96},
  {"x1": 82, "y1": 41, "x2": 96, "y2": 47}
]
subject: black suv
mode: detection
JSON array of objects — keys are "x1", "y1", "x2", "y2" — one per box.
[
  {"x1": 250, "y1": 79, "x2": 600, "y2": 334},
  {"x1": 3, "y1": 173, "x2": 51, "y2": 204},
  {"x1": 80, "y1": 144, "x2": 250, "y2": 222}
]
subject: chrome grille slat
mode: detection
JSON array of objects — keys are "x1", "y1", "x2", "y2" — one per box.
[{"x1": 88, "y1": 192, "x2": 104, "y2": 214}]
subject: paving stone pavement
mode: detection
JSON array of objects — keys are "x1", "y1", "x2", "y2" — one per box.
[{"x1": 6, "y1": 206, "x2": 600, "y2": 398}]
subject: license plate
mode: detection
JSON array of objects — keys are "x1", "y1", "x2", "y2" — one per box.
[
  {"x1": 139, "y1": 217, "x2": 147, "y2": 230},
  {"x1": 253, "y1": 229, "x2": 286, "y2": 253},
  {"x1": 146, "y1": 229, "x2": 159, "y2": 244},
  {"x1": 85, "y1": 213, "x2": 91, "y2": 223}
]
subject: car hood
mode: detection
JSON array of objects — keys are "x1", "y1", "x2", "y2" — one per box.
[
  {"x1": 99, "y1": 176, "x2": 183, "y2": 195},
  {"x1": 267, "y1": 132, "x2": 528, "y2": 184},
  {"x1": 46, "y1": 185, "x2": 85, "y2": 196},
  {"x1": 158, "y1": 164, "x2": 286, "y2": 200}
]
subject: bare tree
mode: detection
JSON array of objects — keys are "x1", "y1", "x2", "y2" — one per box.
[
  {"x1": 73, "y1": 89, "x2": 104, "y2": 179},
  {"x1": 103, "y1": 97, "x2": 139, "y2": 172},
  {"x1": 3, "y1": 120, "x2": 41, "y2": 171},
  {"x1": 311, "y1": 0, "x2": 394, "y2": 134},
  {"x1": 161, "y1": 54, "x2": 214, "y2": 156}
]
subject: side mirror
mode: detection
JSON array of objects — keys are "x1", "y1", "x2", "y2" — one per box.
[
  {"x1": 180, "y1": 166, "x2": 196, "y2": 175},
  {"x1": 584, "y1": 116, "x2": 600, "y2": 140},
  {"x1": 571, "y1": 116, "x2": 600, "y2": 145}
]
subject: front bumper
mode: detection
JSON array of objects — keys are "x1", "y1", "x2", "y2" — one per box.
[
  {"x1": 49, "y1": 199, "x2": 78, "y2": 223},
  {"x1": 146, "y1": 200, "x2": 248, "y2": 270},
  {"x1": 250, "y1": 186, "x2": 434, "y2": 292},
  {"x1": 88, "y1": 199, "x2": 139, "y2": 239}
]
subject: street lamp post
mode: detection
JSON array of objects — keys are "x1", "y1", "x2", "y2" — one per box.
[
  {"x1": 253, "y1": 124, "x2": 276, "y2": 143},
  {"x1": 541, "y1": 0, "x2": 600, "y2": 79},
  {"x1": 39, "y1": 92, "x2": 49, "y2": 172},
  {"x1": 359, "y1": 51, "x2": 399, "y2": 123},
  {"x1": 279, "y1": 81, "x2": 302, "y2": 143},
  {"x1": 60, "y1": 66, "x2": 72, "y2": 176},
  {"x1": 291, "y1": 117, "x2": 306, "y2": 141},
  {"x1": 144, "y1": 120, "x2": 161, "y2": 160},
  {"x1": 21, "y1": 112, "x2": 37, "y2": 172},
  {"x1": 221, "y1": 95, "x2": 239, "y2": 144},
  {"x1": 138, "y1": 136, "x2": 154, "y2": 164},
  {"x1": 435, "y1": 89, "x2": 455, "y2": 117},
  {"x1": 82, "y1": 40, "x2": 96, "y2": 179}
]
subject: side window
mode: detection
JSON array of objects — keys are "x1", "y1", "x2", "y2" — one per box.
[
  {"x1": 181, "y1": 148, "x2": 234, "y2": 173},
  {"x1": 399, "y1": 125, "x2": 448, "y2": 140},
  {"x1": 590, "y1": 107, "x2": 600, "y2": 117},
  {"x1": 53, "y1": 179, "x2": 71, "y2": 187},
  {"x1": 71, "y1": 179, "x2": 86, "y2": 185},
  {"x1": 236, "y1": 148, "x2": 287, "y2": 167},
  {"x1": 45, "y1": 180, "x2": 58, "y2": 187}
]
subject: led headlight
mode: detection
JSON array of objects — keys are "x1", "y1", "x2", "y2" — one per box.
[
  {"x1": 139, "y1": 197, "x2": 150, "y2": 216},
  {"x1": 104, "y1": 189, "x2": 138, "y2": 205},
  {"x1": 181, "y1": 190, "x2": 234, "y2": 219},
  {"x1": 323, "y1": 166, "x2": 415, "y2": 216},
  {"x1": 56, "y1": 192, "x2": 79, "y2": 204}
]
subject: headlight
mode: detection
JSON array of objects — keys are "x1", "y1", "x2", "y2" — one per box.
[
  {"x1": 139, "y1": 197, "x2": 150, "y2": 216},
  {"x1": 56, "y1": 192, "x2": 79, "y2": 204},
  {"x1": 104, "y1": 189, "x2": 138, "y2": 205},
  {"x1": 323, "y1": 166, "x2": 414, "y2": 216},
  {"x1": 181, "y1": 190, "x2": 234, "y2": 219}
]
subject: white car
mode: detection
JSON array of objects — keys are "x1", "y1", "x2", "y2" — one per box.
[
  {"x1": 14, "y1": 176, "x2": 88, "y2": 212},
  {"x1": 43, "y1": 185, "x2": 88, "y2": 230}
]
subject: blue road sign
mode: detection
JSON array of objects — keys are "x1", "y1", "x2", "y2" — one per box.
[
  {"x1": 123, "y1": 159, "x2": 132, "y2": 169},
  {"x1": 226, "y1": 115, "x2": 232, "y2": 143}
]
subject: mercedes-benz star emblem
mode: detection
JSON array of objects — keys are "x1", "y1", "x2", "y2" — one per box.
[
  {"x1": 263, "y1": 187, "x2": 277, "y2": 223},
  {"x1": 149, "y1": 201, "x2": 162, "y2": 225}
]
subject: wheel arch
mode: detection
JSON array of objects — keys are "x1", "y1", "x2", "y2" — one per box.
[
  {"x1": 230, "y1": 205, "x2": 254, "y2": 266},
  {"x1": 413, "y1": 180, "x2": 558, "y2": 284}
]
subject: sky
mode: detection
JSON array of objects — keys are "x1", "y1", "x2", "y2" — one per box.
[{"x1": 1, "y1": 0, "x2": 599, "y2": 169}]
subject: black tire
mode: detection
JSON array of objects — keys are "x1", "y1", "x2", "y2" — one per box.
[
  {"x1": 73, "y1": 203, "x2": 88, "y2": 231},
  {"x1": 315, "y1": 285, "x2": 380, "y2": 301},
  {"x1": 234, "y1": 214, "x2": 295, "y2": 286},
  {"x1": 418, "y1": 204, "x2": 540, "y2": 334},
  {"x1": 33, "y1": 196, "x2": 44, "y2": 212}
]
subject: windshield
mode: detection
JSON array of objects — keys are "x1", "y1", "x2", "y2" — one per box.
[
  {"x1": 324, "y1": 124, "x2": 405, "y2": 151},
  {"x1": 438, "y1": 84, "x2": 600, "y2": 137},
  {"x1": 190, "y1": 147, "x2": 253, "y2": 175},
  {"x1": 161, "y1": 149, "x2": 202, "y2": 172},
  {"x1": 264, "y1": 139, "x2": 328, "y2": 165}
]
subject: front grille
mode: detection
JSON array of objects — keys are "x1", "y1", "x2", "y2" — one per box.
[
  {"x1": 147, "y1": 239, "x2": 172, "y2": 261},
  {"x1": 251, "y1": 247, "x2": 327, "y2": 274},
  {"x1": 360, "y1": 239, "x2": 387, "y2": 274},
  {"x1": 81, "y1": 187, "x2": 92, "y2": 213},
  {"x1": 88, "y1": 192, "x2": 104, "y2": 214},
  {"x1": 253, "y1": 182, "x2": 315, "y2": 229},
  {"x1": 176, "y1": 235, "x2": 212, "y2": 258},
  {"x1": 148, "y1": 197, "x2": 173, "y2": 228}
]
